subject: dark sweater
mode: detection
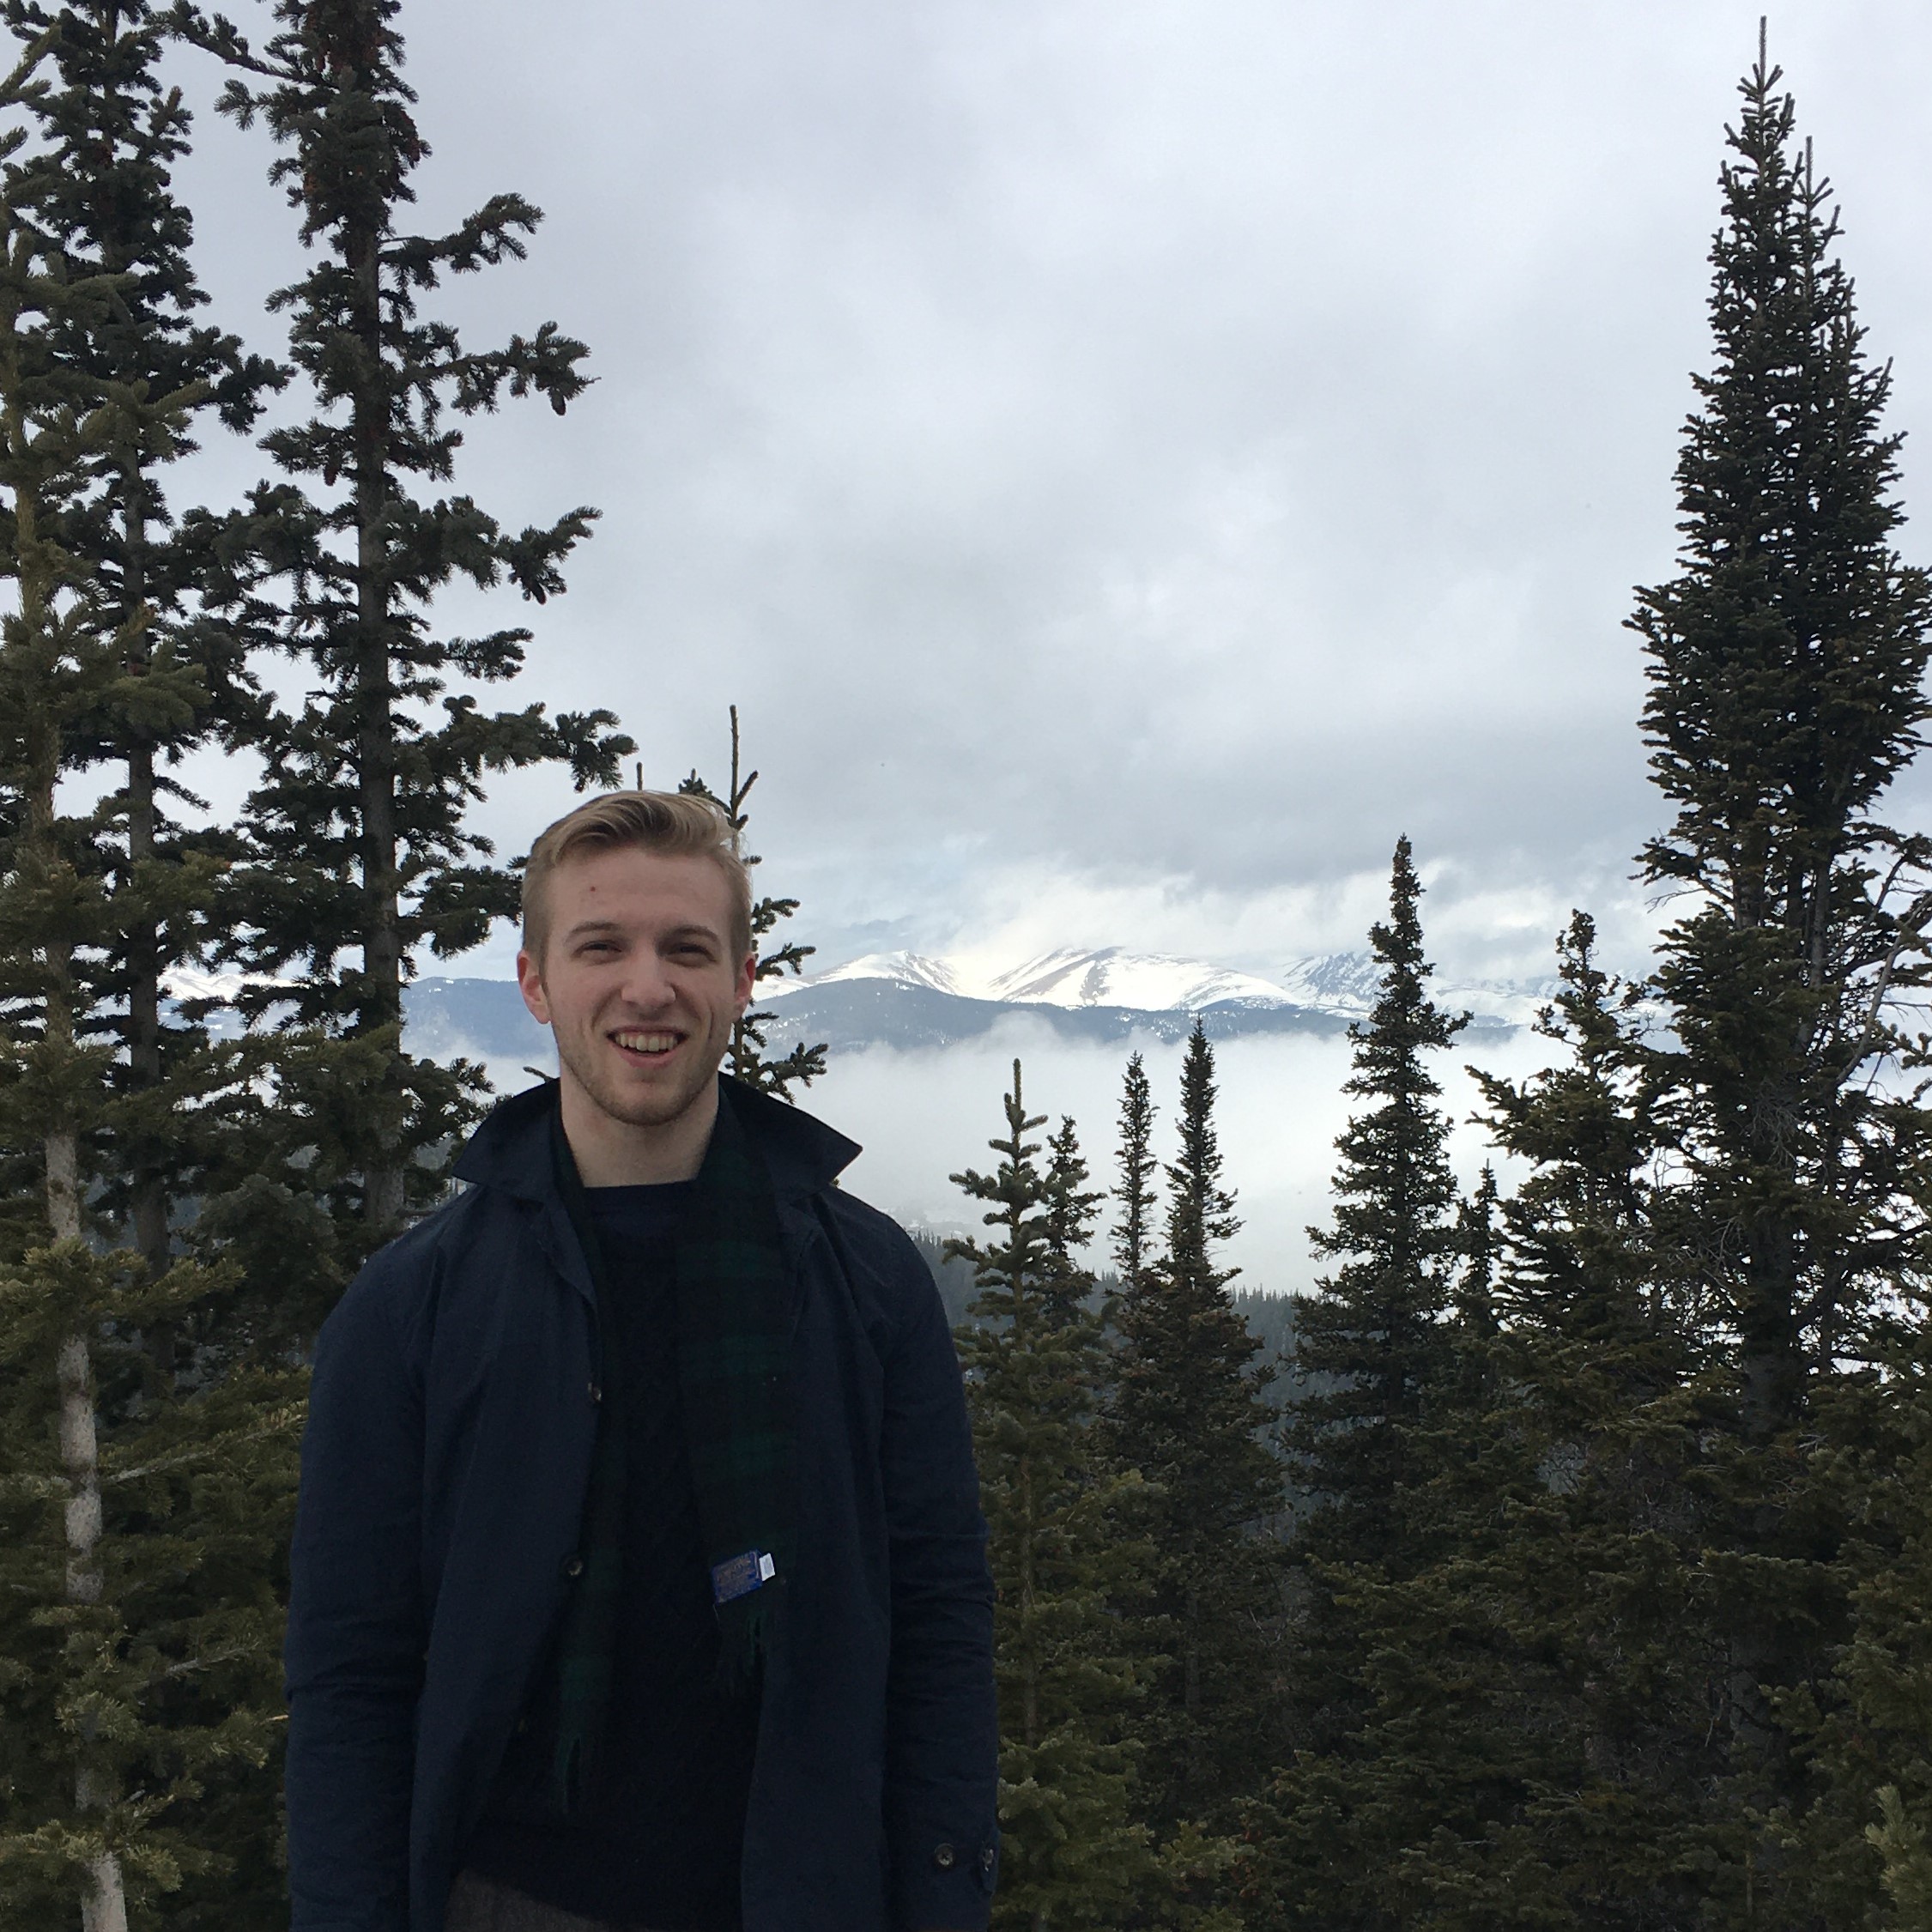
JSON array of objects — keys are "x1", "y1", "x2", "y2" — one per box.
[{"x1": 465, "y1": 1181, "x2": 760, "y2": 1930}]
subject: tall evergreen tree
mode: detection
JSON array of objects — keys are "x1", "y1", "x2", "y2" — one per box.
[
  {"x1": 1287, "y1": 835, "x2": 1466, "y2": 1572},
  {"x1": 949, "y1": 1065, "x2": 1153, "y2": 1931},
  {"x1": 1105, "y1": 1019, "x2": 1279, "y2": 1838},
  {"x1": 5, "y1": 0, "x2": 282, "y2": 1309},
  {"x1": 170, "y1": 0, "x2": 632, "y2": 1298},
  {"x1": 1620, "y1": 30, "x2": 1932, "y2": 1917},
  {"x1": 1632, "y1": 22, "x2": 1932, "y2": 1454},
  {"x1": 1244, "y1": 840, "x2": 1527, "y2": 1930},
  {"x1": 1111, "y1": 1051, "x2": 1158, "y2": 1304},
  {"x1": 0, "y1": 64, "x2": 131, "y2": 1923},
  {"x1": 0, "y1": 29, "x2": 296, "y2": 1929},
  {"x1": 22, "y1": 3, "x2": 301, "y2": 1918}
]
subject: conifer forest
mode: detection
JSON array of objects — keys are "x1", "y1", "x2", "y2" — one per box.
[{"x1": 3, "y1": 5, "x2": 1932, "y2": 1929}]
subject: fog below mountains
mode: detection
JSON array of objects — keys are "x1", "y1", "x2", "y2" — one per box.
[
  {"x1": 815, "y1": 1022, "x2": 1556, "y2": 1296},
  {"x1": 479, "y1": 1017, "x2": 1556, "y2": 1297}
]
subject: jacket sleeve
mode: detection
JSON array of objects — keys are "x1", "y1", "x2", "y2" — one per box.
[
  {"x1": 877, "y1": 1232, "x2": 1000, "y2": 1930},
  {"x1": 284, "y1": 1257, "x2": 428, "y2": 1932}
]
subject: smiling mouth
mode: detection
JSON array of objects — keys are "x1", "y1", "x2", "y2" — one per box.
[{"x1": 610, "y1": 1028, "x2": 684, "y2": 1060}]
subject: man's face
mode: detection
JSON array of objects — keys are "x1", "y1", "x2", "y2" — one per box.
[{"x1": 518, "y1": 845, "x2": 755, "y2": 1135}]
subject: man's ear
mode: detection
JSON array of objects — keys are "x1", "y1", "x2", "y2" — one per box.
[
  {"x1": 516, "y1": 947, "x2": 552, "y2": 1025},
  {"x1": 734, "y1": 950, "x2": 758, "y2": 1012}
]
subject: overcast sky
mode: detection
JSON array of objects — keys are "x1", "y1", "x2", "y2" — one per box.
[{"x1": 163, "y1": 0, "x2": 1932, "y2": 986}]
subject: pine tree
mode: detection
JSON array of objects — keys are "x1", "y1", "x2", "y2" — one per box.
[
  {"x1": 1632, "y1": 22, "x2": 1932, "y2": 1451},
  {"x1": 677, "y1": 706, "x2": 827, "y2": 1099},
  {"x1": 1105, "y1": 1019, "x2": 1279, "y2": 1838},
  {"x1": 169, "y1": 0, "x2": 632, "y2": 1300},
  {"x1": 1454, "y1": 1164, "x2": 1499, "y2": 1337},
  {"x1": 1287, "y1": 835, "x2": 1466, "y2": 1572},
  {"x1": 1451, "y1": 913, "x2": 1716, "y2": 1928},
  {"x1": 0, "y1": 27, "x2": 296, "y2": 1926},
  {"x1": 1042, "y1": 1117, "x2": 1102, "y2": 1295},
  {"x1": 949, "y1": 1064, "x2": 1153, "y2": 1930},
  {"x1": 1619, "y1": 30, "x2": 1932, "y2": 1918},
  {"x1": 1111, "y1": 1051, "x2": 1158, "y2": 1303},
  {"x1": 5, "y1": 0, "x2": 282, "y2": 1311},
  {"x1": 1244, "y1": 841, "x2": 1540, "y2": 1930},
  {"x1": 9, "y1": 5, "x2": 300, "y2": 1919},
  {"x1": 0, "y1": 57, "x2": 131, "y2": 1921}
]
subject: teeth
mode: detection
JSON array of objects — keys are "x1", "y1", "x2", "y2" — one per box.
[{"x1": 615, "y1": 1031, "x2": 678, "y2": 1054}]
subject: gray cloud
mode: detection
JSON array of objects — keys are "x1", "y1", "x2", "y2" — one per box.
[{"x1": 157, "y1": 0, "x2": 1932, "y2": 980}]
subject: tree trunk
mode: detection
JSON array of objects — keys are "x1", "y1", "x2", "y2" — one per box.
[
  {"x1": 42, "y1": 827, "x2": 127, "y2": 1932},
  {"x1": 348, "y1": 208, "x2": 404, "y2": 1233},
  {"x1": 9, "y1": 313, "x2": 130, "y2": 1932}
]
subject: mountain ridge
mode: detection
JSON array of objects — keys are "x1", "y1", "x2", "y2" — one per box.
[
  {"x1": 390, "y1": 944, "x2": 1556, "y2": 1065},
  {"x1": 762, "y1": 944, "x2": 1553, "y2": 1028}
]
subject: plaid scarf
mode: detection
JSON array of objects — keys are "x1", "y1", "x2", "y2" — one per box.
[{"x1": 542, "y1": 1079, "x2": 794, "y2": 1817}]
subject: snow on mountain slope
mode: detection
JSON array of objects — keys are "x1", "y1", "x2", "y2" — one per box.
[
  {"x1": 765, "y1": 944, "x2": 1553, "y2": 1029},
  {"x1": 982, "y1": 947, "x2": 1294, "y2": 1011},
  {"x1": 798, "y1": 951, "x2": 970, "y2": 997},
  {"x1": 1273, "y1": 954, "x2": 1557, "y2": 1028},
  {"x1": 1273, "y1": 953, "x2": 1385, "y2": 1013}
]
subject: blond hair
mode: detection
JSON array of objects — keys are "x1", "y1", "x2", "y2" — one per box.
[{"x1": 521, "y1": 790, "x2": 753, "y2": 964}]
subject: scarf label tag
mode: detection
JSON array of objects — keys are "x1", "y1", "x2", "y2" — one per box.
[{"x1": 712, "y1": 1550, "x2": 778, "y2": 1605}]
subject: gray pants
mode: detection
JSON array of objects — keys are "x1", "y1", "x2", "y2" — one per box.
[{"x1": 445, "y1": 1871, "x2": 671, "y2": 1932}]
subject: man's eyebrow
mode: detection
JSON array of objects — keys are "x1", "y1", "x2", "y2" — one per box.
[{"x1": 559, "y1": 918, "x2": 726, "y2": 943}]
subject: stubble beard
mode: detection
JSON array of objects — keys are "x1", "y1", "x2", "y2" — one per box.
[{"x1": 554, "y1": 1013, "x2": 730, "y2": 1132}]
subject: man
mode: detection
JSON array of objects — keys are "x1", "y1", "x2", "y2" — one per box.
[{"x1": 283, "y1": 790, "x2": 998, "y2": 1932}]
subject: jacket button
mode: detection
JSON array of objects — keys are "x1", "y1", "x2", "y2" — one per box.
[
  {"x1": 933, "y1": 1844, "x2": 956, "y2": 1870},
  {"x1": 564, "y1": 1556, "x2": 584, "y2": 1579},
  {"x1": 588, "y1": 1381, "x2": 602, "y2": 1405}
]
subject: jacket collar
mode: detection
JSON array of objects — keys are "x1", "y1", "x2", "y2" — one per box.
[{"x1": 451, "y1": 1073, "x2": 861, "y2": 1207}]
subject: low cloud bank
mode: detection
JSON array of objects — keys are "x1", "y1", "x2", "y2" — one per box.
[{"x1": 806, "y1": 1020, "x2": 1557, "y2": 1296}]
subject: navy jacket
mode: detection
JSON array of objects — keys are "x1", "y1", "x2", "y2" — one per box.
[{"x1": 284, "y1": 1077, "x2": 999, "y2": 1932}]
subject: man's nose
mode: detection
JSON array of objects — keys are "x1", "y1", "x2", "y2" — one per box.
[{"x1": 616, "y1": 951, "x2": 678, "y2": 1008}]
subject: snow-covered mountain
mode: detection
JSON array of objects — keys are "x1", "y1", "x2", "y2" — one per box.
[
  {"x1": 1271, "y1": 952, "x2": 1387, "y2": 1012},
  {"x1": 764, "y1": 944, "x2": 1553, "y2": 1024},
  {"x1": 164, "y1": 945, "x2": 1557, "y2": 1067},
  {"x1": 754, "y1": 945, "x2": 1556, "y2": 1050},
  {"x1": 1271, "y1": 954, "x2": 1553, "y2": 1030},
  {"x1": 796, "y1": 947, "x2": 1293, "y2": 1013},
  {"x1": 810, "y1": 952, "x2": 972, "y2": 997},
  {"x1": 986, "y1": 948, "x2": 1294, "y2": 1013}
]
